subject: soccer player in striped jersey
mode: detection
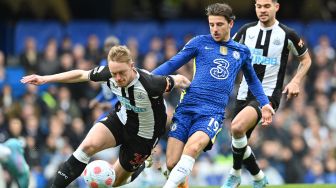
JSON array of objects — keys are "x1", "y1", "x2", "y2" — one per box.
[
  {"x1": 151, "y1": 3, "x2": 275, "y2": 188},
  {"x1": 222, "y1": 0, "x2": 311, "y2": 187},
  {"x1": 21, "y1": 45, "x2": 191, "y2": 188}
]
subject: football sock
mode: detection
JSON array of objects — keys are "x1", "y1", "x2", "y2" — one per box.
[
  {"x1": 243, "y1": 146, "x2": 261, "y2": 176},
  {"x1": 232, "y1": 136, "x2": 247, "y2": 170},
  {"x1": 253, "y1": 170, "x2": 265, "y2": 181},
  {"x1": 163, "y1": 154, "x2": 195, "y2": 188},
  {"x1": 51, "y1": 154, "x2": 88, "y2": 188}
]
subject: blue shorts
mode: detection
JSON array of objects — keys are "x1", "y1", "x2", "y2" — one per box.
[{"x1": 168, "y1": 110, "x2": 224, "y2": 151}]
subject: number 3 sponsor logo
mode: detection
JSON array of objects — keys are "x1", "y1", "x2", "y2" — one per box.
[{"x1": 210, "y1": 58, "x2": 230, "y2": 80}]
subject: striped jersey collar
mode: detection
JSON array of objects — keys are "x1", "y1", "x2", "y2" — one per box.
[{"x1": 257, "y1": 20, "x2": 279, "y2": 31}]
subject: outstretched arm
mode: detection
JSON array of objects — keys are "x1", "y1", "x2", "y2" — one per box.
[
  {"x1": 21, "y1": 70, "x2": 90, "y2": 85},
  {"x1": 282, "y1": 52, "x2": 311, "y2": 100}
]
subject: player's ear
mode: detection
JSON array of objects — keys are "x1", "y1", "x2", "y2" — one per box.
[
  {"x1": 229, "y1": 20, "x2": 234, "y2": 28},
  {"x1": 275, "y1": 2, "x2": 280, "y2": 12}
]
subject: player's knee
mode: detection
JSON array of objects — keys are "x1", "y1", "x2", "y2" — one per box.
[
  {"x1": 80, "y1": 142, "x2": 99, "y2": 156},
  {"x1": 231, "y1": 120, "x2": 246, "y2": 137},
  {"x1": 166, "y1": 157, "x2": 179, "y2": 170},
  {"x1": 184, "y1": 142, "x2": 203, "y2": 157}
]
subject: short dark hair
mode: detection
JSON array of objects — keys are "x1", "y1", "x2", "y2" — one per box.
[
  {"x1": 255, "y1": 0, "x2": 278, "y2": 2},
  {"x1": 205, "y1": 3, "x2": 236, "y2": 22}
]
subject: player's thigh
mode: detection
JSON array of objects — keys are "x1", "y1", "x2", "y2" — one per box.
[
  {"x1": 112, "y1": 158, "x2": 133, "y2": 186},
  {"x1": 79, "y1": 122, "x2": 117, "y2": 156},
  {"x1": 166, "y1": 137, "x2": 185, "y2": 170},
  {"x1": 185, "y1": 115, "x2": 223, "y2": 156}
]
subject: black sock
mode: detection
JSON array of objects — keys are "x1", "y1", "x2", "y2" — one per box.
[
  {"x1": 232, "y1": 145, "x2": 247, "y2": 170},
  {"x1": 243, "y1": 152, "x2": 260, "y2": 175},
  {"x1": 51, "y1": 155, "x2": 87, "y2": 188},
  {"x1": 130, "y1": 163, "x2": 146, "y2": 182}
]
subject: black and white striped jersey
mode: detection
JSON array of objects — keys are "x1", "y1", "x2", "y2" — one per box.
[
  {"x1": 89, "y1": 66, "x2": 168, "y2": 139},
  {"x1": 233, "y1": 20, "x2": 308, "y2": 105}
]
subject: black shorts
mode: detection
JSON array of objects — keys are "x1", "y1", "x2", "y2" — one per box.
[
  {"x1": 232, "y1": 97, "x2": 278, "y2": 138},
  {"x1": 100, "y1": 112, "x2": 159, "y2": 172}
]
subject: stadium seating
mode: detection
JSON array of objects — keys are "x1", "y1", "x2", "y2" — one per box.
[
  {"x1": 14, "y1": 21, "x2": 63, "y2": 55},
  {"x1": 304, "y1": 21, "x2": 336, "y2": 48},
  {"x1": 13, "y1": 20, "x2": 336, "y2": 56},
  {"x1": 65, "y1": 21, "x2": 111, "y2": 47},
  {"x1": 162, "y1": 20, "x2": 208, "y2": 48},
  {"x1": 111, "y1": 21, "x2": 161, "y2": 54},
  {"x1": 5, "y1": 66, "x2": 26, "y2": 99}
]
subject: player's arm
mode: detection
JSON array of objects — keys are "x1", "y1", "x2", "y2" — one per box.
[
  {"x1": 21, "y1": 70, "x2": 90, "y2": 85},
  {"x1": 282, "y1": 31, "x2": 312, "y2": 100},
  {"x1": 145, "y1": 72, "x2": 190, "y2": 96},
  {"x1": 242, "y1": 52, "x2": 274, "y2": 125},
  {"x1": 152, "y1": 37, "x2": 199, "y2": 75},
  {"x1": 21, "y1": 66, "x2": 111, "y2": 85}
]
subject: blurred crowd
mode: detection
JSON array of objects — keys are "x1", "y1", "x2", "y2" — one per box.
[{"x1": 0, "y1": 27, "x2": 336, "y2": 187}]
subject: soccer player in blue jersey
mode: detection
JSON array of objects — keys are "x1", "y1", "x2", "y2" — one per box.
[{"x1": 152, "y1": 3, "x2": 275, "y2": 188}]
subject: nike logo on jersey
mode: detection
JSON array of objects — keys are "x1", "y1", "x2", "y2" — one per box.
[
  {"x1": 248, "y1": 35, "x2": 255, "y2": 39},
  {"x1": 204, "y1": 46, "x2": 213, "y2": 50}
]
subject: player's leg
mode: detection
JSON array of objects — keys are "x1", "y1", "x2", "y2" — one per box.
[
  {"x1": 166, "y1": 137, "x2": 187, "y2": 188},
  {"x1": 51, "y1": 122, "x2": 117, "y2": 188},
  {"x1": 222, "y1": 100, "x2": 263, "y2": 188},
  {"x1": 164, "y1": 115, "x2": 223, "y2": 188},
  {"x1": 1, "y1": 138, "x2": 30, "y2": 188},
  {"x1": 163, "y1": 113, "x2": 190, "y2": 187},
  {"x1": 165, "y1": 137, "x2": 185, "y2": 174},
  {"x1": 112, "y1": 135, "x2": 158, "y2": 186}
]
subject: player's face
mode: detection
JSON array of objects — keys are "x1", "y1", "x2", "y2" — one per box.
[
  {"x1": 255, "y1": 0, "x2": 279, "y2": 26},
  {"x1": 108, "y1": 61, "x2": 135, "y2": 87},
  {"x1": 208, "y1": 15, "x2": 233, "y2": 42}
]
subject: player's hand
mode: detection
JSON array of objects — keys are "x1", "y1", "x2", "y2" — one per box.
[
  {"x1": 172, "y1": 74, "x2": 191, "y2": 89},
  {"x1": 261, "y1": 104, "x2": 275, "y2": 126},
  {"x1": 20, "y1": 74, "x2": 46, "y2": 85},
  {"x1": 282, "y1": 81, "x2": 300, "y2": 100},
  {"x1": 89, "y1": 99, "x2": 99, "y2": 109}
]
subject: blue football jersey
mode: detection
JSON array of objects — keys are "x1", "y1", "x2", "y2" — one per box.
[{"x1": 153, "y1": 35, "x2": 269, "y2": 115}]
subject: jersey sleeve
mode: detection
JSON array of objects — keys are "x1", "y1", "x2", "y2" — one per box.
[
  {"x1": 139, "y1": 69, "x2": 170, "y2": 97},
  {"x1": 88, "y1": 66, "x2": 111, "y2": 82},
  {"x1": 287, "y1": 29, "x2": 308, "y2": 57},
  {"x1": 241, "y1": 50, "x2": 270, "y2": 106},
  {"x1": 152, "y1": 36, "x2": 199, "y2": 75},
  {"x1": 232, "y1": 27, "x2": 245, "y2": 43}
]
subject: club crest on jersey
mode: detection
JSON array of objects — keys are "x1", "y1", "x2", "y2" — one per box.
[
  {"x1": 273, "y1": 38, "x2": 281, "y2": 45},
  {"x1": 171, "y1": 123, "x2": 177, "y2": 131},
  {"x1": 233, "y1": 51, "x2": 240, "y2": 60},
  {"x1": 220, "y1": 46, "x2": 227, "y2": 55},
  {"x1": 136, "y1": 92, "x2": 145, "y2": 100}
]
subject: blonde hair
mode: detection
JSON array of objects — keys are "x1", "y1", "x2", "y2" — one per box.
[{"x1": 107, "y1": 45, "x2": 133, "y2": 63}]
